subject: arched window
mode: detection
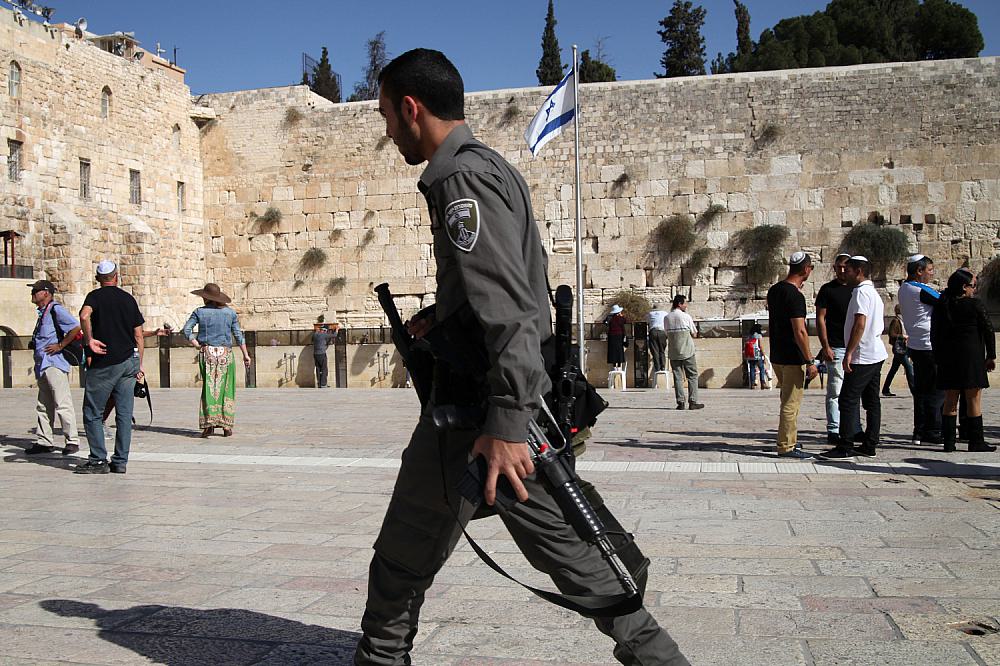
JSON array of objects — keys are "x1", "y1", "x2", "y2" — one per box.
[
  {"x1": 172, "y1": 124, "x2": 181, "y2": 149},
  {"x1": 100, "y1": 86, "x2": 112, "y2": 119},
  {"x1": 8, "y1": 61, "x2": 21, "y2": 98}
]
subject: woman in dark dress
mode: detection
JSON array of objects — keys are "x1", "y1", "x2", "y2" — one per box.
[
  {"x1": 605, "y1": 305, "x2": 627, "y2": 369},
  {"x1": 931, "y1": 269, "x2": 996, "y2": 453}
]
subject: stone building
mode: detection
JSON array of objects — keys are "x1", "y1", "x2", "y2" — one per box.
[
  {"x1": 3, "y1": 4, "x2": 999, "y2": 337},
  {"x1": 1, "y1": 8, "x2": 207, "y2": 331}
]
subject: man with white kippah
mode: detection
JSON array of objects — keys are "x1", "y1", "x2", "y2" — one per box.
[
  {"x1": 76, "y1": 260, "x2": 146, "y2": 475},
  {"x1": 820, "y1": 256, "x2": 887, "y2": 459},
  {"x1": 766, "y1": 251, "x2": 817, "y2": 459},
  {"x1": 898, "y1": 254, "x2": 943, "y2": 445}
]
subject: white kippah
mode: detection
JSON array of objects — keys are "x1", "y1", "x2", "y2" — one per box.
[
  {"x1": 834, "y1": 252, "x2": 852, "y2": 260},
  {"x1": 907, "y1": 254, "x2": 926, "y2": 263},
  {"x1": 789, "y1": 251, "x2": 807, "y2": 265},
  {"x1": 850, "y1": 255, "x2": 869, "y2": 262}
]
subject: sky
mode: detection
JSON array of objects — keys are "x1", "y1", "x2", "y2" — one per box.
[{"x1": 28, "y1": 0, "x2": 1000, "y2": 95}]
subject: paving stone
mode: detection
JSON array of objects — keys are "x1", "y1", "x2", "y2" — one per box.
[
  {"x1": 1, "y1": 388, "x2": 999, "y2": 665},
  {"x1": 742, "y1": 575, "x2": 874, "y2": 598},
  {"x1": 738, "y1": 610, "x2": 896, "y2": 639},
  {"x1": 807, "y1": 639, "x2": 979, "y2": 665}
]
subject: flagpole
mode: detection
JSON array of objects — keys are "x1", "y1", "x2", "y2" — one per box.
[{"x1": 572, "y1": 44, "x2": 585, "y2": 374}]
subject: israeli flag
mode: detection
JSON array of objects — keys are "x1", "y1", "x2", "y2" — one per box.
[{"x1": 524, "y1": 69, "x2": 576, "y2": 157}]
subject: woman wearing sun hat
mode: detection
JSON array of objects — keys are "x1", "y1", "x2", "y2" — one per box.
[{"x1": 182, "y1": 283, "x2": 251, "y2": 437}]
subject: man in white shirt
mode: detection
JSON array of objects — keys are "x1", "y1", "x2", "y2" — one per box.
[
  {"x1": 897, "y1": 254, "x2": 942, "y2": 445},
  {"x1": 647, "y1": 303, "x2": 668, "y2": 374},
  {"x1": 665, "y1": 295, "x2": 703, "y2": 410},
  {"x1": 820, "y1": 256, "x2": 887, "y2": 459}
]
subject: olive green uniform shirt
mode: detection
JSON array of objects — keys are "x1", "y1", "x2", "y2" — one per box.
[{"x1": 418, "y1": 125, "x2": 552, "y2": 442}]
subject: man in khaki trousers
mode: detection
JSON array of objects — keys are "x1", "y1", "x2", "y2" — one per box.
[
  {"x1": 766, "y1": 253, "x2": 819, "y2": 459},
  {"x1": 26, "y1": 280, "x2": 81, "y2": 456}
]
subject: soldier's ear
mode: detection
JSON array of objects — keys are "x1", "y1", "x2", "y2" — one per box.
[{"x1": 400, "y1": 95, "x2": 419, "y2": 124}]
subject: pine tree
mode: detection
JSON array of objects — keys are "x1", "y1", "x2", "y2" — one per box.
[
  {"x1": 579, "y1": 50, "x2": 616, "y2": 83},
  {"x1": 536, "y1": 0, "x2": 565, "y2": 85},
  {"x1": 310, "y1": 47, "x2": 341, "y2": 103},
  {"x1": 735, "y1": 0, "x2": 752, "y2": 59},
  {"x1": 348, "y1": 31, "x2": 388, "y2": 102},
  {"x1": 656, "y1": 0, "x2": 708, "y2": 78}
]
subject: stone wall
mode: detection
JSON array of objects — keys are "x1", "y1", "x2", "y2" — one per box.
[
  {"x1": 200, "y1": 57, "x2": 1000, "y2": 330},
  {"x1": 0, "y1": 7, "x2": 206, "y2": 330}
]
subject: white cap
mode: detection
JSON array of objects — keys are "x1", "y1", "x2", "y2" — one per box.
[
  {"x1": 834, "y1": 252, "x2": 852, "y2": 260},
  {"x1": 96, "y1": 260, "x2": 117, "y2": 275},
  {"x1": 850, "y1": 255, "x2": 869, "y2": 262},
  {"x1": 610, "y1": 304, "x2": 623, "y2": 314},
  {"x1": 907, "y1": 254, "x2": 926, "y2": 263},
  {"x1": 789, "y1": 251, "x2": 808, "y2": 265}
]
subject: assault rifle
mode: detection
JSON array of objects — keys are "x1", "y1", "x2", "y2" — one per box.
[{"x1": 375, "y1": 282, "x2": 644, "y2": 616}]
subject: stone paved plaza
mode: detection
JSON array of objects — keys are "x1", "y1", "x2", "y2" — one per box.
[{"x1": 1, "y1": 386, "x2": 999, "y2": 665}]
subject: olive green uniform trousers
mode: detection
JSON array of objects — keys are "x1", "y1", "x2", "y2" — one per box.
[{"x1": 353, "y1": 412, "x2": 689, "y2": 665}]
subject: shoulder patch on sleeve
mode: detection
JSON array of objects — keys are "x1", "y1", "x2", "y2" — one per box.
[{"x1": 444, "y1": 198, "x2": 480, "y2": 252}]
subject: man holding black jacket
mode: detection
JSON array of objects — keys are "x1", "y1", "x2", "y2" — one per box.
[{"x1": 354, "y1": 49, "x2": 687, "y2": 665}]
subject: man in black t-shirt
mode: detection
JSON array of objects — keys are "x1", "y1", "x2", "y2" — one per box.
[
  {"x1": 75, "y1": 261, "x2": 145, "y2": 475},
  {"x1": 767, "y1": 252, "x2": 818, "y2": 458},
  {"x1": 815, "y1": 253, "x2": 854, "y2": 445}
]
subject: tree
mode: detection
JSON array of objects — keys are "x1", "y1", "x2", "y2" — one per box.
[
  {"x1": 536, "y1": 0, "x2": 565, "y2": 85},
  {"x1": 579, "y1": 49, "x2": 617, "y2": 83},
  {"x1": 735, "y1": 0, "x2": 752, "y2": 59},
  {"x1": 656, "y1": 0, "x2": 707, "y2": 78},
  {"x1": 309, "y1": 47, "x2": 341, "y2": 103},
  {"x1": 723, "y1": 0, "x2": 983, "y2": 74},
  {"x1": 913, "y1": 0, "x2": 984, "y2": 59},
  {"x1": 348, "y1": 31, "x2": 388, "y2": 102}
]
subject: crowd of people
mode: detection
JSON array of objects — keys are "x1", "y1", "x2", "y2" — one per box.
[
  {"x1": 26, "y1": 263, "x2": 251, "y2": 472},
  {"x1": 765, "y1": 251, "x2": 995, "y2": 460}
]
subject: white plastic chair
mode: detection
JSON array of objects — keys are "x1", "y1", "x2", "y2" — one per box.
[
  {"x1": 652, "y1": 370, "x2": 670, "y2": 390},
  {"x1": 608, "y1": 362, "x2": 627, "y2": 391}
]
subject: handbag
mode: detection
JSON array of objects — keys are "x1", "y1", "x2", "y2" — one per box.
[
  {"x1": 50, "y1": 305, "x2": 85, "y2": 366},
  {"x1": 892, "y1": 337, "x2": 907, "y2": 356}
]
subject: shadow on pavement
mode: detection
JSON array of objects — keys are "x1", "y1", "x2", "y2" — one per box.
[
  {"x1": 40, "y1": 600, "x2": 359, "y2": 665},
  {"x1": 2, "y1": 437, "x2": 80, "y2": 471}
]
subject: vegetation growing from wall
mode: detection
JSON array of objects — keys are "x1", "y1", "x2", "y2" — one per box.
[
  {"x1": 733, "y1": 224, "x2": 790, "y2": 286},
  {"x1": 685, "y1": 247, "x2": 712, "y2": 275},
  {"x1": 284, "y1": 107, "x2": 303, "y2": 125},
  {"x1": 298, "y1": 247, "x2": 328, "y2": 273},
  {"x1": 839, "y1": 220, "x2": 910, "y2": 279},
  {"x1": 255, "y1": 207, "x2": 282, "y2": 232},
  {"x1": 697, "y1": 203, "x2": 726, "y2": 226},
  {"x1": 654, "y1": 214, "x2": 697, "y2": 259},
  {"x1": 326, "y1": 277, "x2": 347, "y2": 294},
  {"x1": 979, "y1": 256, "x2": 1000, "y2": 309},
  {"x1": 604, "y1": 290, "x2": 652, "y2": 323}
]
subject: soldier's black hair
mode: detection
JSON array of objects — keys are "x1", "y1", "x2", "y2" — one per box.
[{"x1": 378, "y1": 48, "x2": 465, "y2": 121}]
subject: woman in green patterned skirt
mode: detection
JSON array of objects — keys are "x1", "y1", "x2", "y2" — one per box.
[{"x1": 182, "y1": 283, "x2": 252, "y2": 437}]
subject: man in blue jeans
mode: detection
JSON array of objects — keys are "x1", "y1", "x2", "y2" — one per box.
[
  {"x1": 815, "y1": 253, "x2": 853, "y2": 447},
  {"x1": 76, "y1": 260, "x2": 146, "y2": 474}
]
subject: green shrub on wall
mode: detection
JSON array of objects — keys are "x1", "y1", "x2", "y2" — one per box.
[
  {"x1": 254, "y1": 206, "x2": 282, "y2": 232},
  {"x1": 839, "y1": 221, "x2": 910, "y2": 280},
  {"x1": 603, "y1": 290, "x2": 652, "y2": 323},
  {"x1": 298, "y1": 247, "x2": 328, "y2": 273},
  {"x1": 654, "y1": 214, "x2": 697, "y2": 258},
  {"x1": 686, "y1": 247, "x2": 712, "y2": 275},
  {"x1": 978, "y1": 256, "x2": 1000, "y2": 308},
  {"x1": 733, "y1": 224, "x2": 790, "y2": 286}
]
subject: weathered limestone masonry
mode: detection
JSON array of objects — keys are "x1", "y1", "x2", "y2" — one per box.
[
  {"x1": 0, "y1": 8, "x2": 205, "y2": 326},
  {"x1": 201, "y1": 57, "x2": 1000, "y2": 330}
]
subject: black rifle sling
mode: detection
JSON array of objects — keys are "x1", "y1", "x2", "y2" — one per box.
[{"x1": 436, "y1": 436, "x2": 642, "y2": 618}]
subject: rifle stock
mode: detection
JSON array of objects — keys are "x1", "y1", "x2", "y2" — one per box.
[{"x1": 374, "y1": 283, "x2": 434, "y2": 408}]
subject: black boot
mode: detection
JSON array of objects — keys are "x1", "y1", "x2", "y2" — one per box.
[
  {"x1": 941, "y1": 415, "x2": 957, "y2": 453},
  {"x1": 967, "y1": 416, "x2": 996, "y2": 453}
]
